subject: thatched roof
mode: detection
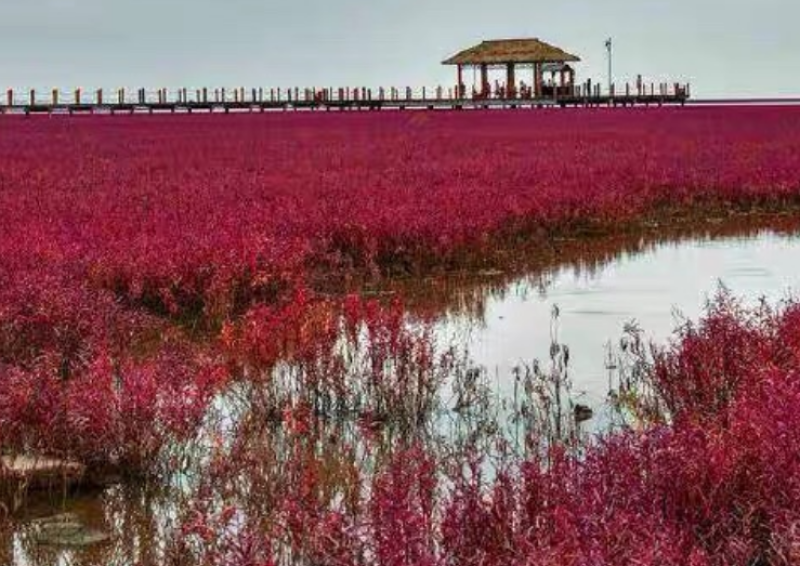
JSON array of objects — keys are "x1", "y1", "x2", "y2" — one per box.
[{"x1": 443, "y1": 38, "x2": 580, "y2": 66}]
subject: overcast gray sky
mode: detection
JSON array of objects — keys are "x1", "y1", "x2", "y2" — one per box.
[{"x1": 0, "y1": 0, "x2": 796, "y2": 98}]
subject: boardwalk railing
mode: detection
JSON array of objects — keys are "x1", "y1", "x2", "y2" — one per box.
[{"x1": 1, "y1": 81, "x2": 691, "y2": 115}]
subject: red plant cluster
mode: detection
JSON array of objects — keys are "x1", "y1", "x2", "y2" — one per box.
[
  {"x1": 0, "y1": 339, "x2": 229, "y2": 473},
  {"x1": 2, "y1": 107, "x2": 800, "y2": 324},
  {"x1": 226, "y1": 291, "x2": 448, "y2": 425}
]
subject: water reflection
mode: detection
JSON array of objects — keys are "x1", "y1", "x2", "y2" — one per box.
[
  {"x1": 430, "y1": 223, "x2": 800, "y2": 408},
  {"x1": 5, "y1": 484, "x2": 179, "y2": 566}
]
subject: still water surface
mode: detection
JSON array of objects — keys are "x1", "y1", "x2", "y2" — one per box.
[{"x1": 437, "y1": 230, "x2": 800, "y2": 408}]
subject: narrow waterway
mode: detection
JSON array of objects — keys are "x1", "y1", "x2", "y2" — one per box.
[{"x1": 434, "y1": 228, "x2": 800, "y2": 409}]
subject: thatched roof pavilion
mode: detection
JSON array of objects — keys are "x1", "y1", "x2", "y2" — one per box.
[{"x1": 443, "y1": 38, "x2": 581, "y2": 98}]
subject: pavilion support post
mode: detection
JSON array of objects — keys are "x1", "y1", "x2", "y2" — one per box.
[
  {"x1": 506, "y1": 63, "x2": 516, "y2": 98},
  {"x1": 534, "y1": 63, "x2": 542, "y2": 98},
  {"x1": 480, "y1": 64, "x2": 489, "y2": 97},
  {"x1": 457, "y1": 65, "x2": 464, "y2": 98}
]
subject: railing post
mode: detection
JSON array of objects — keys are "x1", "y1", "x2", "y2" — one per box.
[
  {"x1": 6, "y1": 89, "x2": 12, "y2": 107},
  {"x1": 52, "y1": 89, "x2": 58, "y2": 105},
  {"x1": 75, "y1": 88, "x2": 81, "y2": 105},
  {"x1": 30, "y1": 89, "x2": 36, "y2": 106}
]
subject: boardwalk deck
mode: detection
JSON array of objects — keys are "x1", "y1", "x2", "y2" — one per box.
[{"x1": 0, "y1": 90, "x2": 692, "y2": 116}]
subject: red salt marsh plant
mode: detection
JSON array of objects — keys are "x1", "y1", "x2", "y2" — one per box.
[
  {"x1": 2, "y1": 107, "x2": 800, "y2": 562},
  {"x1": 224, "y1": 291, "x2": 452, "y2": 429},
  {"x1": 2, "y1": 107, "x2": 800, "y2": 328},
  {"x1": 0, "y1": 338, "x2": 230, "y2": 476}
]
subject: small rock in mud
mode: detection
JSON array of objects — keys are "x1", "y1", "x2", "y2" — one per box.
[
  {"x1": 32, "y1": 513, "x2": 110, "y2": 547},
  {"x1": 1, "y1": 455, "x2": 86, "y2": 489},
  {"x1": 574, "y1": 404, "x2": 594, "y2": 423},
  {"x1": 477, "y1": 269, "x2": 505, "y2": 277}
]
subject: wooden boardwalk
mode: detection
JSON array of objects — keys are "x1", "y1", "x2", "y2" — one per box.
[{"x1": 0, "y1": 85, "x2": 692, "y2": 115}]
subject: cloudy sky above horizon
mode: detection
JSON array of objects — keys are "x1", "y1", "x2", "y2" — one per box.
[{"x1": 0, "y1": 0, "x2": 796, "y2": 98}]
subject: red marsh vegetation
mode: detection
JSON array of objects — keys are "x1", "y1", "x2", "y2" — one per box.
[{"x1": 1, "y1": 107, "x2": 800, "y2": 564}]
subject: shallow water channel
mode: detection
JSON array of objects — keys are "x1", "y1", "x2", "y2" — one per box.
[
  {"x1": 433, "y1": 225, "x2": 800, "y2": 410},
  {"x1": 5, "y1": 217, "x2": 800, "y2": 565}
]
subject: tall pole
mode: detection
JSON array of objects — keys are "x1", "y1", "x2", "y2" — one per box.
[{"x1": 605, "y1": 37, "x2": 613, "y2": 94}]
